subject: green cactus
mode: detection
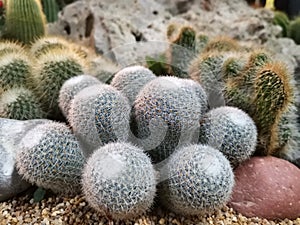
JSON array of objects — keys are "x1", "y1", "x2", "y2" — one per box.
[
  {"x1": 2, "y1": 0, "x2": 46, "y2": 45},
  {"x1": 195, "y1": 34, "x2": 209, "y2": 54},
  {"x1": 167, "y1": 25, "x2": 196, "y2": 78},
  {"x1": 31, "y1": 48, "x2": 89, "y2": 119},
  {"x1": 158, "y1": 144, "x2": 234, "y2": 215},
  {"x1": 253, "y1": 62, "x2": 294, "y2": 155},
  {"x1": 82, "y1": 142, "x2": 156, "y2": 220},
  {"x1": 110, "y1": 66, "x2": 156, "y2": 105},
  {"x1": 0, "y1": 50, "x2": 34, "y2": 94},
  {"x1": 199, "y1": 106, "x2": 257, "y2": 167},
  {"x1": 0, "y1": 87, "x2": 46, "y2": 120},
  {"x1": 68, "y1": 84, "x2": 131, "y2": 157},
  {"x1": 202, "y1": 36, "x2": 241, "y2": 53},
  {"x1": 0, "y1": 40, "x2": 24, "y2": 57},
  {"x1": 41, "y1": 0, "x2": 59, "y2": 23},
  {"x1": 288, "y1": 16, "x2": 300, "y2": 44},
  {"x1": 273, "y1": 11, "x2": 290, "y2": 37},
  {"x1": 15, "y1": 121, "x2": 86, "y2": 194},
  {"x1": 58, "y1": 74, "x2": 102, "y2": 118},
  {"x1": 132, "y1": 76, "x2": 208, "y2": 163},
  {"x1": 30, "y1": 36, "x2": 71, "y2": 57}
]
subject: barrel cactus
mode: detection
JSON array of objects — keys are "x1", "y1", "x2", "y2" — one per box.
[
  {"x1": 132, "y1": 76, "x2": 208, "y2": 163},
  {"x1": 110, "y1": 66, "x2": 156, "y2": 105},
  {"x1": 15, "y1": 121, "x2": 86, "y2": 194},
  {"x1": 158, "y1": 144, "x2": 234, "y2": 215},
  {"x1": 82, "y1": 142, "x2": 157, "y2": 220},
  {"x1": 68, "y1": 84, "x2": 131, "y2": 157},
  {"x1": 58, "y1": 75, "x2": 102, "y2": 117},
  {"x1": 199, "y1": 106, "x2": 257, "y2": 167}
]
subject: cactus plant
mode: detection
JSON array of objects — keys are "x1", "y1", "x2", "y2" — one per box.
[
  {"x1": 68, "y1": 84, "x2": 131, "y2": 157},
  {"x1": 58, "y1": 74, "x2": 102, "y2": 118},
  {"x1": 288, "y1": 16, "x2": 300, "y2": 45},
  {"x1": 166, "y1": 25, "x2": 196, "y2": 78},
  {"x1": 0, "y1": 87, "x2": 46, "y2": 120},
  {"x1": 199, "y1": 106, "x2": 257, "y2": 167},
  {"x1": 0, "y1": 50, "x2": 33, "y2": 93},
  {"x1": 158, "y1": 144, "x2": 234, "y2": 215},
  {"x1": 110, "y1": 66, "x2": 156, "y2": 105},
  {"x1": 202, "y1": 36, "x2": 242, "y2": 53},
  {"x1": 2, "y1": 0, "x2": 46, "y2": 44},
  {"x1": 15, "y1": 121, "x2": 86, "y2": 194},
  {"x1": 132, "y1": 76, "x2": 208, "y2": 163},
  {"x1": 82, "y1": 142, "x2": 157, "y2": 220},
  {"x1": 273, "y1": 11, "x2": 290, "y2": 37},
  {"x1": 41, "y1": 0, "x2": 59, "y2": 23},
  {"x1": 0, "y1": 40, "x2": 24, "y2": 57},
  {"x1": 31, "y1": 48, "x2": 89, "y2": 118}
]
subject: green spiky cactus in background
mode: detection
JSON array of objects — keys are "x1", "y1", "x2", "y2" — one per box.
[
  {"x1": 273, "y1": 11, "x2": 290, "y2": 37},
  {"x1": 0, "y1": 87, "x2": 46, "y2": 120},
  {"x1": 2, "y1": 0, "x2": 46, "y2": 45},
  {"x1": 158, "y1": 144, "x2": 234, "y2": 215},
  {"x1": 82, "y1": 142, "x2": 157, "y2": 220},
  {"x1": 288, "y1": 16, "x2": 300, "y2": 45},
  {"x1": 15, "y1": 121, "x2": 85, "y2": 194},
  {"x1": 199, "y1": 106, "x2": 257, "y2": 167},
  {"x1": 41, "y1": 0, "x2": 59, "y2": 23},
  {"x1": 31, "y1": 48, "x2": 89, "y2": 119},
  {"x1": 166, "y1": 25, "x2": 196, "y2": 78},
  {"x1": 0, "y1": 50, "x2": 34, "y2": 94}
]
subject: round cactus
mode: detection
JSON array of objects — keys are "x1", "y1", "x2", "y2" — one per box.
[
  {"x1": 158, "y1": 144, "x2": 234, "y2": 215},
  {"x1": 132, "y1": 76, "x2": 208, "y2": 163},
  {"x1": 82, "y1": 142, "x2": 157, "y2": 220},
  {"x1": 0, "y1": 51, "x2": 33, "y2": 93},
  {"x1": 110, "y1": 66, "x2": 156, "y2": 105},
  {"x1": 0, "y1": 87, "x2": 46, "y2": 120},
  {"x1": 31, "y1": 48, "x2": 89, "y2": 118},
  {"x1": 68, "y1": 84, "x2": 131, "y2": 157},
  {"x1": 199, "y1": 106, "x2": 257, "y2": 166},
  {"x1": 30, "y1": 36, "x2": 72, "y2": 57},
  {"x1": 58, "y1": 75, "x2": 102, "y2": 117},
  {"x1": 202, "y1": 36, "x2": 241, "y2": 53},
  {"x1": 15, "y1": 121, "x2": 85, "y2": 194},
  {"x1": 0, "y1": 40, "x2": 24, "y2": 57}
]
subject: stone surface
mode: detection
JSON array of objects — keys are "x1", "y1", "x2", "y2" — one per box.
[
  {"x1": 0, "y1": 118, "x2": 49, "y2": 201},
  {"x1": 228, "y1": 156, "x2": 300, "y2": 220}
]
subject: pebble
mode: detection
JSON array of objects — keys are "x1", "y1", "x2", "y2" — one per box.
[{"x1": 0, "y1": 194, "x2": 300, "y2": 225}]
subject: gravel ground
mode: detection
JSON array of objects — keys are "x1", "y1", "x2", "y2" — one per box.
[{"x1": 0, "y1": 193, "x2": 299, "y2": 225}]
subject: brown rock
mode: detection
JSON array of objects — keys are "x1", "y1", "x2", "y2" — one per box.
[{"x1": 228, "y1": 156, "x2": 300, "y2": 220}]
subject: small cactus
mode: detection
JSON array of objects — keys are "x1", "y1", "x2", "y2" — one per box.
[
  {"x1": 199, "y1": 106, "x2": 257, "y2": 167},
  {"x1": 158, "y1": 144, "x2": 234, "y2": 215},
  {"x1": 273, "y1": 11, "x2": 290, "y2": 37},
  {"x1": 110, "y1": 66, "x2": 156, "y2": 105},
  {"x1": 58, "y1": 75, "x2": 102, "y2": 118},
  {"x1": 0, "y1": 50, "x2": 33, "y2": 93},
  {"x1": 31, "y1": 48, "x2": 89, "y2": 118},
  {"x1": 2, "y1": 0, "x2": 46, "y2": 44},
  {"x1": 68, "y1": 84, "x2": 131, "y2": 157},
  {"x1": 15, "y1": 121, "x2": 86, "y2": 194},
  {"x1": 0, "y1": 87, "x2": 46, "y2": 120},
  {"x1": 41, "y1": 0, "x2": 59, "y2": 23},
  {"x1": 132, "y1": 76, "x2": 208, "y2": 163},
  {"x1": 288, "y1": 16, "x2": 300, "y2": 44},
  {"x1": 0, "y1": 40, "x2": 24, "y2": 57},
  {"x1": 202, "y1": 36, "x2": 241, "y2": 53},
  {"x1": 82, "y1": 142, "x2": 157, "y2": 220},
  {"x1": 166, "y1": 25, "x2": 196, "y2": 78}
]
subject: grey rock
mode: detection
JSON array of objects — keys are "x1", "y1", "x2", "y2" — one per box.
[{"x1": 0, "y1": 118, "x2": 50, "y2": 201}]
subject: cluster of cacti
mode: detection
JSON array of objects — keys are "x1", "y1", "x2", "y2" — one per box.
[
  {"x1": 15, "y1": 121, "x2": 86, "y2": 194},
  {"x1": 82, "y1": 142, "x2": 157, "y2": 220}
]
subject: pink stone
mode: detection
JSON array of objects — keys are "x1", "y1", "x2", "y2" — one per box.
[{"x1": 228, "y1": 156, "x2": 300, "y2": 220}]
